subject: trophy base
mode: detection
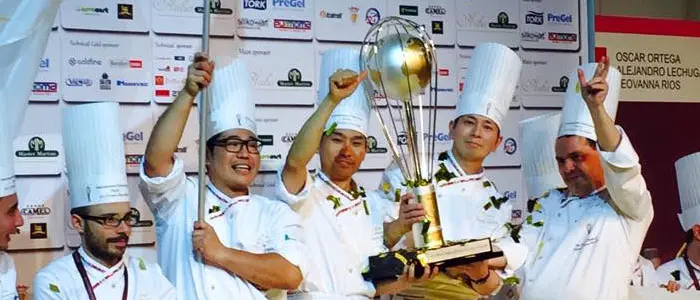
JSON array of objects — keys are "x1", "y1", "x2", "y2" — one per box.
[{"x1": 362, "y1": 238, "x2": 504, "y2": 282}]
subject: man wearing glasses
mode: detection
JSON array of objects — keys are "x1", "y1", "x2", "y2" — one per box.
[
  {"x1": 34, "y1": 102, "x2": 175, "y2": 299},
  {"x1": 138, "y1": 55, "x2": 306, "y2": 299}
]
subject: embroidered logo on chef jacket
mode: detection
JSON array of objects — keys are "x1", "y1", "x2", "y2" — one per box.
[{"x1": 573, "y1": 223, "x2": 599, "y2": 250}]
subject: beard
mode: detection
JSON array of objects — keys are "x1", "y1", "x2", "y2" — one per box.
[{"x1": 83, "y1": 225, "x2": 129, "y2": 266}]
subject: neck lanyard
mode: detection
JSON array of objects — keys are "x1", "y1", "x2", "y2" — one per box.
[
  {"x1": 72, "y1": 251, "x2": 128, "y2": 300},
  {"x1": 683, "y1": 255, "x2": 700, "y2": 290}
]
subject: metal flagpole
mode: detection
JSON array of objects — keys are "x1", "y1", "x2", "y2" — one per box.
[{"x1": 197, "y1": 0, "x2": 211, "y2": 222}]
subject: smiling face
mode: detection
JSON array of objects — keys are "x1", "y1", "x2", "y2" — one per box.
[
  {"x1": 555, "y1": 135, "x2": 605, "y2": 197},
  {"x1": 206, "y1": 129, "x2": 261, "y2": 193},
  {"x1": 0, "y1": 193, "x2": 23, "y2": 250},
  {"x1": 319, "y1": 129, "x2": 367, "y2": 183},
  {"x1": 449, "y1": 114, "x2": 502, "y2": 164}
]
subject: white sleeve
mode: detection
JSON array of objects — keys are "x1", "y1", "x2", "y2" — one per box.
[
  {"x1": 149, "y1": 262, "x2": 177, "y2": 299},
  {"x1": 274, "y1": 167, "x2": 313, "y2": 206},
  {"x1": 138, "y1": 157, "x2": 187, "y2": 220},
  {"x1": 32, "y1": 272, "x2": 69, "y2": 300},
  {"x1": 655, "y1": 260, "x2": 681, "y2": 286},
  {"x1": 598, "y1": 126, "x2": 653, "y2": 222},
  {"x1": 266, "y1": 202, "x2": 309, "y2": 285},
  {"x1": 494, "y1": 237, "x2": 528, "y2": 279}
]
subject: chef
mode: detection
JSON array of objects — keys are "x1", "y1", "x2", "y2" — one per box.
[
  {"x1": 33, "y1": 102, "x2": 176, "y2": 299},
  {"x1": 0, "y1": 94, "x2": 26, "y2": 300},
  {"x1": 518, "y1": 57, "x2": 654, "y2": 300},
  {"x1": 0, "y1": 1, "x2": 59, "y2": 297},
  {"x1": 657, "y1": 152, "x2": 700, "y2": 292},
  {"x1": 276, "y1": 48, "x2": 437, "y2": 299},
  {"x1": 377, "y1": 43, "x2": 527, "y2": 299},
  {"x1": 138, "y1": 54, "x2": 306, "y2": 299}
]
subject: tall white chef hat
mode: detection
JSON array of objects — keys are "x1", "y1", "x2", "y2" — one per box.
[
  {"x1": 457, "y1": 43, "x2": 522, "y2": 129},
  {"x1": 206, "y1": 57, "x2": 257, "y2": 141},
  {"x1": 317, "y1": 48, "x2": 371, "y2": 136},
  {"x1": 0, "y1": 98, "x2": 28, "y2": 197},
  {"x1": 0, "y1": 0, "x2": 58, "y2": 197},
  {"x1": 675, "y1": 152, "x2": 700, "y2": 231},
  {"x1": 520, "y1": 113, "x2": 566, "y2": 199},
  {"x1": 63, "y1": 102, "x2": 129, "y2": 209},
  {"x1": 558, "y1": 63, "x2": 621, "y2": 141}
]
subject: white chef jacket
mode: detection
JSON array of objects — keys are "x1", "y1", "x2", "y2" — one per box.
[
  {"x1": 630, "y1": 256, "x2": 659, "y2": 287},
  {"x1": 384, "y1": 150, "x2": 527, "y2": 300},
  {"x1": 33, "y1": 247, "x2": 175, "y2": 299},
  {"x1": 657, "y1": 257, "x2": 700, "y2": 291},
  {"x1": 275, "y1": 170, "x2": 387, "y2": 300},
  {"x1": 0, "y1": 252, "x2": 17, "y2": 300},
  {"x1": 519, "y1": 127, "x2": 654, "y2": 300},
  {"x1": 138, "y1": 158, "x2": 307, "y2": 300}
]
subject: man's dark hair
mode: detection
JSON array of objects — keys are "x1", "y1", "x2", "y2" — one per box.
[
  {"x1": 70, "y1": 206, "x2": 91, "y2": 217},
  {"x1": 206, "y1": 132, "x2": 223, "y2": 154},
  {"x1": 559, "y1": 134, "x2": 597, "y2": 149},
  {"x1": 686, "y1": 229, "x2": 696, "y2": 246}
]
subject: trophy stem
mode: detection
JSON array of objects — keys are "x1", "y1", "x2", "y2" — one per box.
[
  {"x1": 411, "y1": 184, "x2": 444, "y2": 249},
  {"x1": 402, "y1": 105, "x2": 422, "y2": 181},
  {"x1": 416, "y1": 94, "x2": 427, "y2": 178}
]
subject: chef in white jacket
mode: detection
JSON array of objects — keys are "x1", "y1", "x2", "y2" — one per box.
[
  {"x1": 630, "y1": 255, "x2": 659, "y2": 287},
  {"x1": 139, "y1": 54, "x2": 306, "y2": 299},
  {"x1": 0, "y1": 93, "x2": 26, "y2": 300},
  {"x1": 0, "y1": 1, "x2": 58, "y2": 298},
  {"x1": 657, "y1": 152, "x2": 700, "y2": 292},
  {"x1": 518, "y1": 57, "x2": 654, "y2": 300},
  {"x1": 379, "y1": 43, "x2": 527, "y2": 299},
  {"x1": 276, "y1": 48, "x2": 436, "y2": 299},
  {"x1": 33, "y1": 102, "x2": 176, "y2": 299}
]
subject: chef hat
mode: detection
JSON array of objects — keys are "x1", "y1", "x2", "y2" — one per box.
[
  {"x1": 520, "y1": 113, "x2": 566, "y2": 199},
  {"x1": 558, "y1": 63, "x2": 621, "y2": 141},
  {"x1": 0, "y1": 1, "x2": 58, "y2": 197},
  {"x1": 0, "y1": 31, "x2": 50, "y2": 197},
  {"x1": 317, "y1": 48, "x2": 371, "y2": 136},
  {"x1": 206, "y1": 57, "x2": 257, "y2": 141},
  {"x1": 457, "y1": 43, "x2": 521, "y2": 129},
  {"x1": 0, "y1": 98, "x2": 28, "y2": 197},
  {"x1": 675, "y1": 152, "x2": 700, "y2": 231},
  {"x1": 63, "y1": 102, "x2": 129, "y2": 209}
]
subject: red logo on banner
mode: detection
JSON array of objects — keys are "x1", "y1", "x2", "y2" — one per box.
[
  {"x1": 155, "y1": 89, "x2": 170, "y2": 97},
  {"x1": 129, "y1": 60, "x2": 142, "y2": 68},
  {"x1": 439, "y1": 69, "x2": 449, "y2": 76}
]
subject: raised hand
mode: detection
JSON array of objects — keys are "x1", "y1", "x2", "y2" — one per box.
[{"x1": 577, "y1": 56, "x2": 610, "y2": 108}]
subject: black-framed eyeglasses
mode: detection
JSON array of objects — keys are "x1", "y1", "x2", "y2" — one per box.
[
  {"x1": 211, "y1": 138, "x2": 263, "y2": 154},
  {"x1": 80, "y1": 214, "x2": 138, "y2": 228}
]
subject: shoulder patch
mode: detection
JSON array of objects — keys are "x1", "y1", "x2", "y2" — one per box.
[
  {"x1": 138, "y1": 258, "x2": 147, "y2": 271},
  {"x1": 49, "y1": 283, "x2": 60, "y2": 293}
]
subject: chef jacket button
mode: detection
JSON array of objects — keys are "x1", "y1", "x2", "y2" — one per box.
[
  {"x1": 348, "y1": 268, "x2": 353, "y2": 274},
  {"x1": 461, "y1": 188, "x2": 465, "y2": 192},
  {"x1": 557, "y1": 213, "x2": 561, "y2": 217},
  {"x1": 211, "y1": 285, "x2": 215, "y2": 290},
  {"x1": 228, "y1": 213, "x2": 234, "y2": 220}
]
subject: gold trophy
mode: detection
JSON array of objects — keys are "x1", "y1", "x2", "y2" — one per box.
[{"x1": 360, "y1": 17, "x2": 501, "y2": 281}]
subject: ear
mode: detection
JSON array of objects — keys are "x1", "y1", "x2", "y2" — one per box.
[
  {"x1": 693, "y1": 224, "x2": 700, "y2": 241},
  {"x1": 493, "y1": 135, "x2": 504, "y2": 153},
  {"x1": 71, "y1": 214, "x2": 85, "y2": 233},
  {"x1": 448, "y1": 120, "x2": 455, "y2": 139}
]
